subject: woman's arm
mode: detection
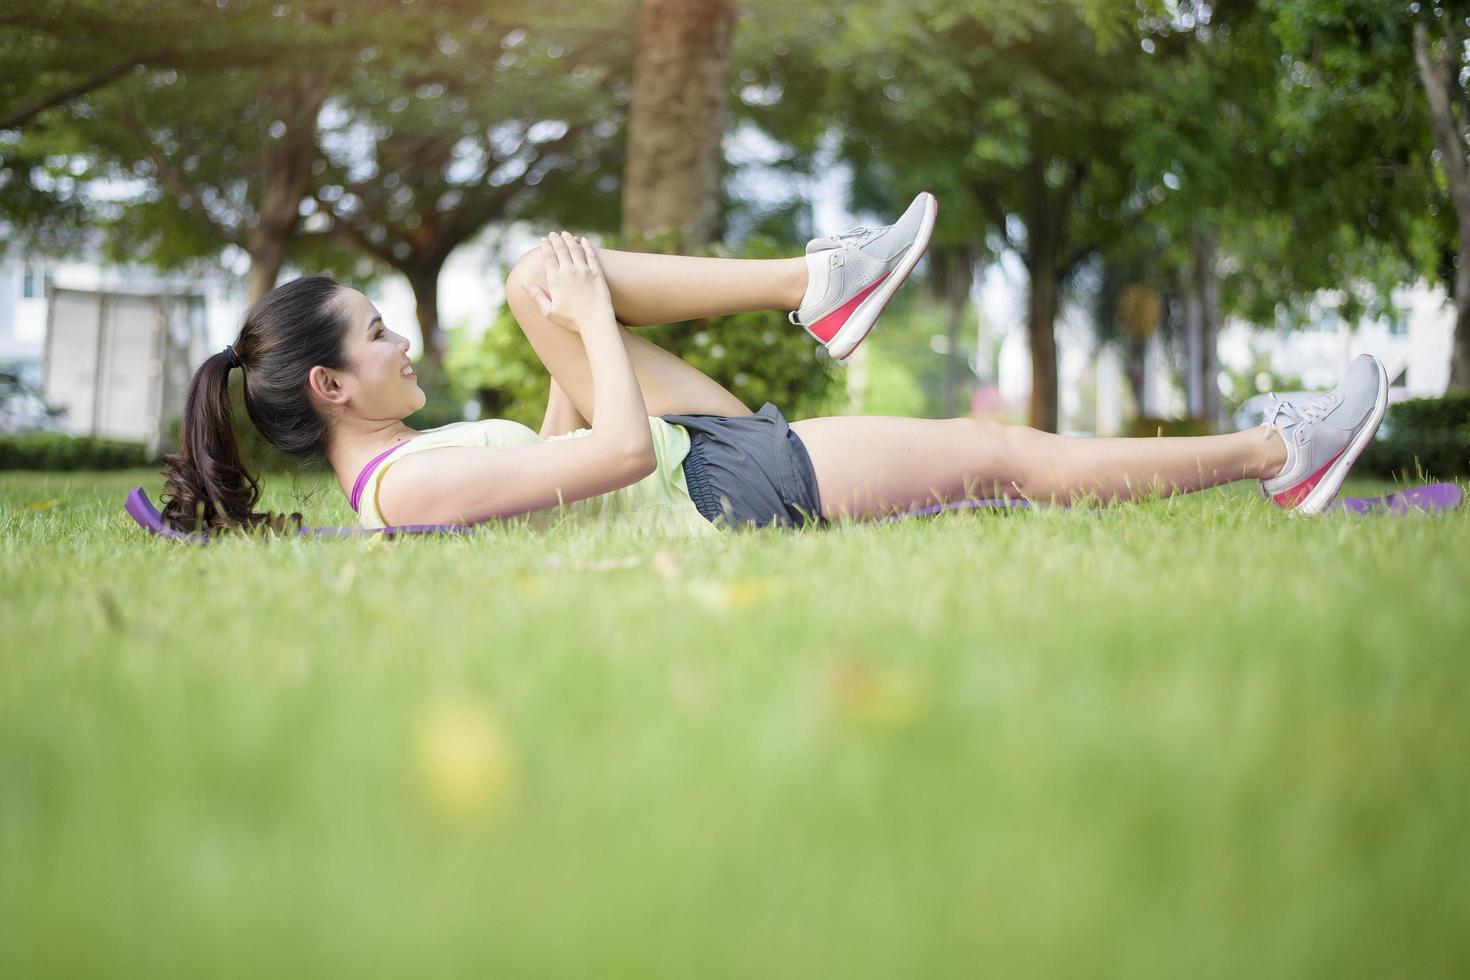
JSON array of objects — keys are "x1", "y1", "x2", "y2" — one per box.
[
  {"x1": 377, "y1": 233, "x2": 656, "y2": 526},
  {"x1": 528, "y1": 232, "x2": 652, "y2": 463},
  {"x1": 539, "y1": 378, "x2": 588, "y2": 437}
]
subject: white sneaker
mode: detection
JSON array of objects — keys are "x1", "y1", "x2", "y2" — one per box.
[
  {"x1": 1259, "y1": 354, "x2": 1389, "y2": 514},
  {"x1": 788, "y1": 191, "x2": 938, "y2": 360}
]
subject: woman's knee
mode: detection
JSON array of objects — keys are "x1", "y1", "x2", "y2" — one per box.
[
  {"x1": 505, "y1": 246, "x2": 547, "y2": 298},
  {"x1": 962, "y1": 417, "x2": 1041, "y2": 496}
]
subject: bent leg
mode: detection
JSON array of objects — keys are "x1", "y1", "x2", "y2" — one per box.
[
  {"x1": 511, "y1": 241, "x2": 806, "y2": 327},
  {"x1": 506, "y1": 255, "x2": 750, "y2": 421},
  {"x1": 563, "y1": 245, "x2": 807, "y2": 326},
  {"x1": 791, "y1": 416, "x2": 1288, "y2": 522}
]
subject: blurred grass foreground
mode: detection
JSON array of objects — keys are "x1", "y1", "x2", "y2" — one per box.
[{"x1": 3, "y1": 469, "x2": 1469, "y2": 979}]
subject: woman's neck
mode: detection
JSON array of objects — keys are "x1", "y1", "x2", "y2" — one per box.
[{"x1": 327, "y1": 419, "x2": 421, "y2": 493}]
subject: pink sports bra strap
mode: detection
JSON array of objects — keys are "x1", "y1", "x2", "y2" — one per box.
[{"x1": 350, "y1": 441, "x2": 412, "y2": 513}]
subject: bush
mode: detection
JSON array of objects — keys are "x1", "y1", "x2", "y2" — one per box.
[
  {"x1": 0, "y1": 432, "x2": 155, "y2": 470},
  {"x1": 1356, "y1": 393, "x2": 1470, "y2": 480},
  {"x1": 1378, "y1": 391, "x2": 1470, "y2": 436},
  {"x1": 445, "y1": 306, "x2": 551, "y2": 431}
]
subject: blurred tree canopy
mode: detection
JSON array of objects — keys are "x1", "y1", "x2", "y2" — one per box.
[{"x1": 3, "y1": 0, "x2": 1468, "y2": 439}]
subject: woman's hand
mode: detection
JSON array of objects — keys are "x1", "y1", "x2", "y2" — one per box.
[{"x1": 519, "y1": 231, "x2": 616, "y2": 333}]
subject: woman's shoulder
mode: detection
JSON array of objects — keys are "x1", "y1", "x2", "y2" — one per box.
[
  {"x1": 356, "y1": 418, "x2": 543, "y2": 528},
  {"x1": 409, "y1": 417, "x2": 543, "y2": 449}
]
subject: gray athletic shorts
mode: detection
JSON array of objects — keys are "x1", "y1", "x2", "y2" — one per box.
[{"x1": 662, "y1": 402, "x2": 826, "y2": 530}]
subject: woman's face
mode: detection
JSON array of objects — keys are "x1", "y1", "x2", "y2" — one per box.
[{"x1": 331, "y1": 287, "x2": 425, "y2": 421}]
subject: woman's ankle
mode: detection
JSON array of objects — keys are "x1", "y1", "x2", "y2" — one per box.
[
  {"x1": 1257, "y1": 424, "x2": 1289, "y2": 480},
  {"x1": 786, "y1": 255, "x2": 813, "y2": 309}
]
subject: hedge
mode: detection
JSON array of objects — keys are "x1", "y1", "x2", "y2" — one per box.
[
  {"x1": 0, "y1": 432, "x2": 157, "y2": 471},
  {"x1": 1356, "y1": 392, "x2": 1470, "y2": 480}
]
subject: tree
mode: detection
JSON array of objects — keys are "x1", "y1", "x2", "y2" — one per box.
[
  {"x1": 620, "y1": 0, "x2": 738, "y2": 250},
  {"x1": 0, "y1": 0, "x2": 316, "y2": 131},
  {"x1": 800, "y1": 0, "x2": 1146, "y2": 431},
  {"x1": 311, "y1": 9, "x2": 634, "y2": 367},
  {"x1": 1, "y1": 2, "x2": 460, "y2": 304},
  {"x1": 1412, "y1": 7, "x2": 1470, "y2": 388},
  {"x1": 1264, "y1": 1, "x2": 1460, "y2": 388}
]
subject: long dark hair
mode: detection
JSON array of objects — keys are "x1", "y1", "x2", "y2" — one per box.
[{"x1": 159, "y1": 275, "x2": 351, "y2": 534}]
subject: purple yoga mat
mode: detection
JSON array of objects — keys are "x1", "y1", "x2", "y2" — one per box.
[{"x1": 124, "y1": 487, "x2": 469, "y2": 543}]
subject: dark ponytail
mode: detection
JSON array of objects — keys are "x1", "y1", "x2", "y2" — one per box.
[{"x1": 159, "y1": 275, "x2": 352, "y2": 534}]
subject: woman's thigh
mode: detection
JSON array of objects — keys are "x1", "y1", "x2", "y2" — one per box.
[{"x1": 790, "y1": 415, "x2": 1021, "y2": 521}]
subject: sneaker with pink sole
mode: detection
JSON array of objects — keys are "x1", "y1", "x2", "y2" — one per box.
[
  {"x1": 1259, "y1": 353, "x2": 1389, "y2": 515},
  {"x1": 788, "y1": 191, "x2": 938, "y2": 360}
]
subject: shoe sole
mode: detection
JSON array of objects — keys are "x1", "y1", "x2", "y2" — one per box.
[
  {"x1": 824, "y1": 191, "x2": 938, "y2": 360},
  {"x1": 1295, "y1": 357, "x2": 1389, "y2": 516}
]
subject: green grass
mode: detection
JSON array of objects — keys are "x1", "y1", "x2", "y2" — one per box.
[{"x1": 3, "y1": 469, "x2": 1469, "y2": 979}]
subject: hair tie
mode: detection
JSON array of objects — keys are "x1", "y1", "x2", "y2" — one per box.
[{"x1": 223, "y1": 345, "x2": 242, "y2": 369}]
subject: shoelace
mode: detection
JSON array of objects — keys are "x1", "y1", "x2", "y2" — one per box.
[
  {"x1": 832, "y1": 224, "x2": 878, "y2": 246},
  {"x1": 1262, "y1": 390, "x2": 1336, "y2": 436}
]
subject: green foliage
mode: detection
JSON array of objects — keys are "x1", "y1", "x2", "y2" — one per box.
[
  {"x1": 861, "y1": 349, "x2": 930, "y2": 419},
  {"x1": 400, "y1": 357, "x2": 476, "y2": 432},
  {"x1": 1359, "y1": 392, "x2": 1470, "y2": 479},
  {"x1": 852, "y1": 293, "x2": 975, "y2": 419},
  {"x1": 1380, "y1": 391, "x2": 1470, "y2": 434},
  {"x1": 0, "y1": 432, "x2": 153, "y2": 470},
  {"x1": 445, "y1": 308, "x2": 550, "y2": 432}
]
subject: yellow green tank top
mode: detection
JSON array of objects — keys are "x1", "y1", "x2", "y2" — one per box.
[{"x1": 352, "y1": 416, "x2": 717, "y2": 537}]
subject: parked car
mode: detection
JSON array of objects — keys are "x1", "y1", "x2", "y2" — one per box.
[{"x1": 0, "y1": 371, "x2": 69, "y2": 434}]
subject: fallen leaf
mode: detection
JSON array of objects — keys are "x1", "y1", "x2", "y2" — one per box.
[
  {"x1": 650, "y1": 547, "x2": 681, "y2": 581},
  {"x1": 414, "y1": 695, "x2": 515, "y2": 822}
]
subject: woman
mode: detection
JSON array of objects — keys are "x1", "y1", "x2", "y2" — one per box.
[{"x1": 159, "y1": 192, "x2": 1387, "y2": 535}]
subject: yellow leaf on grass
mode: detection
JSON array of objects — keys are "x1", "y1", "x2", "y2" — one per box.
[
  {"x1": 414, "y1": 695, "x2": 515, "y2": 822},
  {"x1": 828, "y1": 660, "x2": 925, "y2": 730},
  {"x1": 686, "y1": 578, "x2": 775, "y2": 612}
]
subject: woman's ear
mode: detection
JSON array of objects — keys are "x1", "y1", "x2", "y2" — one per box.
[{"x1": 307, "y1": 365, "x2": 349, "y2": 408}]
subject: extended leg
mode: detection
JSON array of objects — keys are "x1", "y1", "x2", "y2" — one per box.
[{"x1": 790, "y1": 416, "x2": 1289, "y2": 522}]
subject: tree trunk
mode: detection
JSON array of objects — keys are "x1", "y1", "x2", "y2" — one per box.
[
  {"x1": 1182, "y1": 271, "x2": 1203, "y2": 420},
  {"x1": 925, "y1": 244, "x2": 975, "y2": 417},
  {"x1": 1125, "y1": 336, "x2": 1147, "y2": 416},
  {"x1": 405, "y1": 261, "x2": 447, "y2": 370},
  {"x1": 244, "y1": 67, "x2": 334, "y2": 306},
  {"x1": 1414, "y1": 21, "x2": 1470, "y2": 390},
  {"x1": 943, "y1": 248, "x2": 974, "y2": 418},
  {"x1": 1019, "y1": 149, "x2": 1081, "y2": 433},
  {"x1": 1195, "y1": 230, "x2": 1222, "y2": 429},
  {"x1": 1026, "y1": 253, "x2": 1060, "y2": 433},
  {"x1": 620, "y1": 0, "x2": 736, "y2": 251},
  {"x1": 245, "y1": 236, "x2": 289, "y2": 307}
]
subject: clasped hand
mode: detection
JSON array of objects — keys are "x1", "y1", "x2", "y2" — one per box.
[{"x1": 520, "y1": 231, "x2": 616, "y2": 332}]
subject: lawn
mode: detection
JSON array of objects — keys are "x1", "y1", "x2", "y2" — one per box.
[{"x1": 3, "y1": 468, "x2": 1468, "y2": 979}]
